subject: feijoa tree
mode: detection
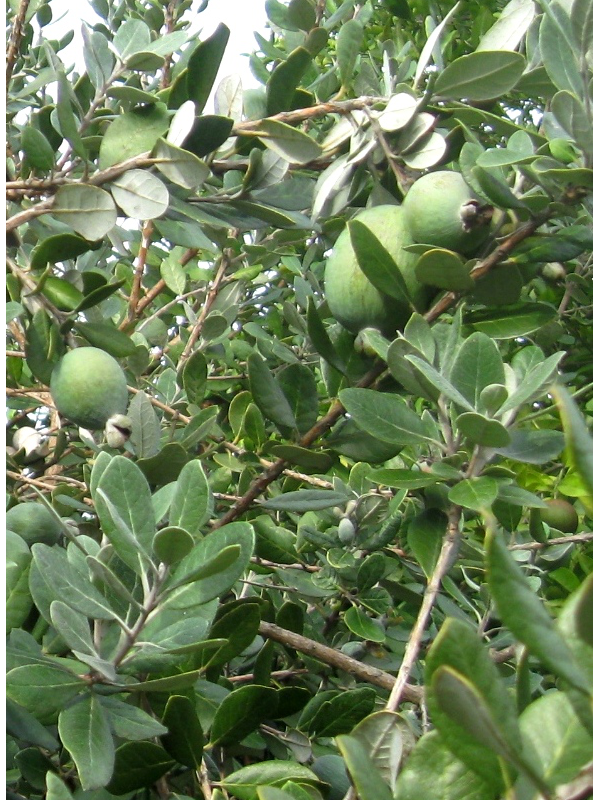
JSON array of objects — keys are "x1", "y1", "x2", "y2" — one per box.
[{"x1": 6, "y1": 0, "x2": 592, "y2": 799}]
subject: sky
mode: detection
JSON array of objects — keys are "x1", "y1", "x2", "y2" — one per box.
[{"x1": 42, "y1": 0, "x2": 268, "y2": 100}]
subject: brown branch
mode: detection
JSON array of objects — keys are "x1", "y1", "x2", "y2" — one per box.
[
  {"x1": 125, "y1": 220, "x2": 155, "y2": 327},
  {"x1": 6, "y1": 0, "x2": 31, "y2": 89},
  {"x1": 509, "y1": 533, "x2": 593, "y2": 550},
  {"x1": 385, "y1": 504, "x2": 462, "y2": 711},
  {"x1": 258, "y1": 621, "x2": 423, "y2": 704}
]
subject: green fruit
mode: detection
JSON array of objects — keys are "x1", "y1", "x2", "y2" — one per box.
[
  {"x1": 50, "y1": 347, "x2": 129, "y2": 430},
  {"x1": 402, "y1": 170, "x2": 493, "y2": 254},
  {"x1": 324, "y1": 205, "x2": 430, "y2": 334},
  {"x1": 6, "y1": 501, "x2": 62, "y2": 546},
  {"x1": 539, "y1": 498, "x2": 579, "y2": 533}
]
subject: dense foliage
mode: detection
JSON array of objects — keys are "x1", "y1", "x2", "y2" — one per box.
[{"x1": 6, "y1": 0, "x2": 593, "y2": 799}]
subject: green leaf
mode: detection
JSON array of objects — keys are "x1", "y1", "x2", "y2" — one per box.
[
  {"x1": 165, "y1": 522, "x2": 254, "y2": 605},
  {"x1": 407, "y1": 509, "x2": 446, "y2": 579},
  {"x1": 98, "y1": 103, "x2": 170, "y2": 169},
  {"x1": 413, "y1": 2, "x2": 461, "y2": 87},
  {"x1": 211, "y1": 685, "x2": 277, "y2": 746},
  {"x1": 112, "y1": 18, "x2": 151, "y2": 57},
  {"x1": 339, "y1": 388, "x2": 440, "y2": 448},
  {"x1": 539, "y1": 3, "x2": 584, "y2": 96},
  {"x1": 181, "y1": 114, "x2": 234, "y2": 158},
  {"x1": 260, "y1": 490, "x2": 349, "y2": 513},
  {"x1": 254, "y1": 119, "x2": 322, "y2": 165},
  {"x1": 344, "y1": 606, "x2": 386, "y2": 642},
  {"x1": 448, "y1": 477, "x2": 499, "y2": 510},
  {"x1": 186, "y1": 23, "x2": 230, "y2": 112},
  {"x1": 128, "y1": 390, "x2": 161, "y2": 459},
  {"x1": 485, "y1": 530, "x2": 590, "y2": 694},
  {"x1": 7, "y1": 697, "x2": 60, "y2": 751},
  {"x1": 367, "y1": 467, "x2": 440, "y2": 490},
  {"x1": 169, "y1": 459, "x2": 213, "y2": 535},
  {"x1": 450, "y1": 332, "x2": 505, "y2": 410},
  {"x1": 136, "y1": 442, "x2": 190, "y2": 486},
  {"x1": 99, "y1": 695, "x2": 168, "y2": 741},
  {"x1": 476, "y1": 0, "x2": 536, "y2": 52},
  {"x1": 265, "y1": 444, "x2": 332, "y2": 473},
  {"x1": 154, "y1": 138, "x2": 210, "y2": 190},
  {"x1": 181, "y1": 350, "x2": 207, "y2": 405},
  {"x1": 161, "y1": 695, "x2": 204, "y2": 767},
  {"x1": 336, "y1": 735, "x2": 393, "y2": 800},
  {"x1": 21, "y1": 126, "x2": 55, "y2": 170},
  {"x1": 49, "y1": 600, "x2": 97, "y2": 656},
  {"x1": 550, "y1": 384, "x2": 592, "y2": 495},
  {"x1": 337, "y1": 18, "x2": 364, "y2": 87},
  {"x1": 288, "y1": 0, "x2": 316, "y2": 31},
  {"x1": 519, "y1": 691, "x2": 592, "y2": 787},
  {"x1": 277, "y1": 363, "x2": 318, "y2": 434},
  {"x1": 152, "y1": 526, "x2": 195, "y2": 565},
  {"x1": 73, "y1": 321, "x2": 137, "y2": 357},
  {"x1": 221, "y1": 761, "x2": 321, "y2": 800},
  {"x1": 58, "y1": 693, "x2": 114, "y2": 791},
  {"x1": 266, "y1": 46, "x2": 313, "y2": 115},
  {"x1": 202, "y1": 602, "x2": 262, "y2": 670},
  {"x1": 53, "y1": 185, "x2": 117, "y2": 241},
  {"x1": 29, "y1": 233, "x2": 99, "y2": 270},
  {"x1": 456, "y1": 413, "x2": 511, "y2": 447},
  {"x1": 418, "y1": 250, "x2": 475, "y2": 293},
  {"x1": 395, "y1": 729, "x2": 495, "y2": 800},
  {"x1": 248, "y1": 352, "x2": 297, "y2": 434},
  {"x1": 109, "y1": 169, "x2": 169, "y2": 220},
  {"x1": 7, "y1": 664, "x2": 84, "y2": 722},
  {"x1": 465, "y1": 303, "x2": 557, "y2": 338},
  {"x1": 56, "y1": 72, "x2": 87, "y2": 161},
  {"x1": 348, "y1": 219, "x2": 412, "y2": 304},
  {"x1": 106, "y1": 741, "x2": 176, "y2": 794},
  {"x1": 351, "y1": 710, "x2": 413, "y2": 788},
  {"x1": 472, "y1": 165, "x2": 528, "y2": 209},
  {"x1": 46, "y1": 773, "x2": 76, "y2": 800},
  {"x1": 403, "y1": 356, "x2": 475, "y2": 411},
  {"x1": 161, "y1": 253, "x2": 187, "y2": 295},
  {"x1": 494, "y1": 429, "x2": 565, "y2": 464},
  {"x1": 306, "y1": 298, "x2": 347, "y2": 374},
  {"x1": 81, "y1": 26, "x2": 114, "y2": 90},
  {"x1": 497, "y1": 351, "x2": 564, "y2": 415},
  {"x1": 435, "y1": 51, "x2": 526, "y2": 100}
]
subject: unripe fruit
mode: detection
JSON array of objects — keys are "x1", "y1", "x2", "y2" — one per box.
[
  {"x1": 6, "y1": 501, "x2": 62, "y2": 546},
  {"x1": 337, "y1": 517, "x2": 357, "y2": 545},
  {"x1": 50, "y1": 347, "x2": 129, "y2": 431},
  {"x1": 539, "y1": 498, "x2": 579, "y2": 533},
  {"x1": 402, "y1": 170, "x2": 493, "y2": 254},
  {"x1": 324, "y1": 205, "x2": 430, "y2": 334}
]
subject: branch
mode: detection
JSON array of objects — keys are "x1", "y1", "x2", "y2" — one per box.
[
  {"x1": 258, "y1": 621, "x2": 423, "y2": 704},
  {"x1": 509, "y1": 533, "x2": 592, "y2": 550},
  {"x1": 6, "y1": 0, "x2": 31, "y2": 89},
  {"x1": 385, "y1": 504, "x2": 462, "y2": 711}
]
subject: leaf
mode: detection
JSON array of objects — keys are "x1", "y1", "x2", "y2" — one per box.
[
  {"x1": 456, "y1": 413, "x2": 511, "y2": 447},
  {"x1": 186, "y1": 23, "x2": 230, "y2": 113},
  {"x1": 465, "y1": 303, "x2": 557, "y2": 338},
  {"x1": 395, "y1": 729, "x2": 495, "y2": 800},
  {"x1": 539, "y1": 3, "x2": 584, "y2": 96},
  {"x1": 337, "y1": 18, "x2": 363, "y2": 88},
  {"x1": 494, "y1": 429, "x2": 565, "y2": 464},
  {"x1": 106, "y1": 741, "x2": 176, "y2": 795},
  {"x1": 58, "y1": 693, "x2": 114, "y2": 791},
  {"x1": 407, "y1": 509, "x2": 446, "y2": 579},
  {"x1": 221, "y1": 761, "x2": 321, "y2": 800},
  {"x1": 288, "y1": 0, "x2": 316, "y2": 31},
  {"x1": 72, "y1": 321, "x2": 137, "y2": 357},
  {"x1": 485, "y1": 529, "x2": 590, "y2": 694},
  {"x1": 351, "y1": 710, "x2": 414, "y2": 788},
  {"x1": 98, "y1": 103, "x2": 170, "y2": 169},
  {"x1": 154, "y1": 138, "x2": 210, "y2": 190},
  {"x1": 254, "y1": 119, "x2": 322, "y2": 165},
  {"x1": 7, "y1": 697, "x2": 60, "y2": 751},
  {"x1": 348, "y1": 219, "x2": 412, "y2": 303},
  {"x1": 100, "y1": 695, "x2": 168, "y2": 741},
  {"x1": 50, "y1": 601, "x2": 97, "y2": 656},
  {"x1": 497, "y1": 352, "x2": 564, "y2": 415},
  {"x1": 46, "y1": 773, "x2": 76, "y2": 800},
  {"x1": 339, "y1": 388, "x2": 439, "y2": 448},
  {"x1": 247, "y1": 352, "x2": 297, "y2": 434},
  {"x1": 336, "y1": 735, "x2": 394, "y2": 800},
  {"x1": 435, "y1": 51, "x2": 526, "y2": 100},
  {"x1": 21, "y1": 126, "x2": 55, "y2": 171},
  {"x1": 448, "y1": 477, "x2": 499, "y2": 511},
  {"x1": 169, "y1": 459, "x2": 213, "y2": 535},
  {"x1": 56, "y1": 72, "x2": 87, "y2": 161},
  {"x1": 519, "y1": 691, "x2": 592, "y2": 787},
  {"x1": 368, "y1": 467, "x2": 439, "y2": 490},
  {"x1": 160, "y1": 253, "x2": 187, "y2": 295},
  {"x1": 109, "y1": 169, "x2": 169, "y2": 220},
  {"x1": 550, "y1": 384, "x2": 592, "y2": 495},
  {"x1": 266, "y1": 46, "x2": 313, "y2": 115},
  {"x1": 112, "y1": 18, "x2": 151, "y2": 58},
  {"x1": 277, "y1": 363, "x2": 318, "y2": 434},
  {"x1": 260, "y1": 490, "x2": 349, "y2": 513},
  {"x1": 181, "y1": 114, "x2": 234, "y2": 158},
  {"x1": 153, "y1": 526, "x2": 195, "y2": 565},
  {"x1": 413, "y1": 2, "x2": 461, "y2": 87},
  {"x1": 181, "y1": 350, "x2": 207, "y2": 405},
  {"x1": 128, "y1": 390, "x2": 161, "y2": 459},
  {"x1": 162, "y1": 695, "x2": 204, "y2": 767},
  {"x1": 165, "y1": 522, "x2": 254, "y2": 606},
  {"x1": 306, "y1": 298, "x2": 347, "y2": 374},
  {"x1": 403, "y1": 356, "x2": 475, "y2": 411},
  {"x1": 211, "y1": 685, "x2": 277, "y2": 746},
  {"x1": 344, "y1": 606, "x2": 385, "y2": 643},
  {"x1": 81, "y1": 26, "x2": 114, "y2": 90},
  {"x1": 450, "y1": 332, "x2": 505, "y2": 410},
  {"x1": 7, "y1": 664, "x2": 84, "y2": 721},
  {"x1": 53, "y1": 185, "x2": 117, "y2": 241},
  {"x1": 402, "y1": 132, "x2": 447, "y2": 170},
  {"x1": 30, "y1": 233, "x2": 99, "y2": 270},
  {"x1": 476, "y1": 0, "x2": 536, "y2": 52},
  {"x1": 377, "y1": 92, "x2": 418, "y2": 132}
]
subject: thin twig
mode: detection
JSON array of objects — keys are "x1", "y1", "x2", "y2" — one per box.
[
  {"x1": 6, "y1": 0, "x2": 31, "y2": 89},
  {"x1": 509, "y1": 533, "x2": 592, "y2": 551},
  {"x1": 385, "y1": 504, "x2": 462, "y2": 711}
]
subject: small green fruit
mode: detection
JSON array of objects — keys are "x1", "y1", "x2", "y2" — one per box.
[
  {"x1": 402, "y1": 170, "x2": 493, "y2": 254},
  {"x1": 324, "y1": 205, "x2": 430, "y2": 334},
  {"x1": 539, "y1": 498, "x2": 579, "y2": 533},
  {"x1": 6, "y1": 501, "x2": 62, "y2": 546},
  {"x1": 50, "y1": 347, "x2": 129, "y2": 431}
]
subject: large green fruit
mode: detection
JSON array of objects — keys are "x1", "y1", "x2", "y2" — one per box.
[
  {"x1": 6, "y1": 501, "x2": 62, "y2": 546},
  {"x1": 50, "y1": 347, "x2": 129, "y2": 430},
  {"x1": 540, "y1": 498, "x2": 579, "y2": 533},
  {"x1": 402, "y1": 170, "x2": 493, "y2": 254},
  {"x1": 323, "y1": 205, "x2": 430, "y2": 334}
]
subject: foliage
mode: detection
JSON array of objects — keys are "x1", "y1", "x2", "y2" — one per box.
[{"x1": 6, "y1": 0, "x2": 592, "y2": 798}]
